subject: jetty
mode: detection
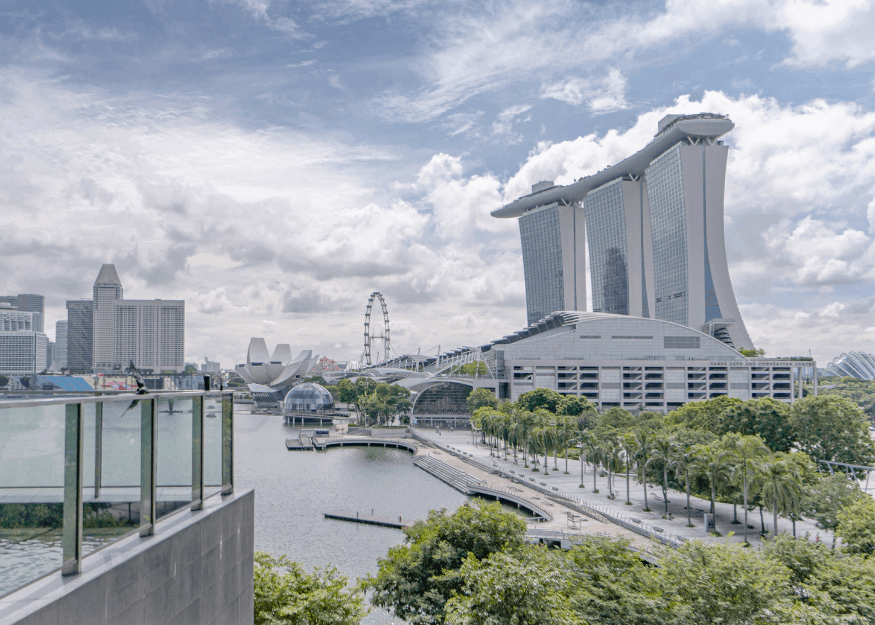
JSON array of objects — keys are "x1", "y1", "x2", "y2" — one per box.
[
  {"x1": 323, "y1": 511, "x2": 409, "y2": 528},
  {"x1": 286, "y1": 435, "x2": 417, "y2": 453}
]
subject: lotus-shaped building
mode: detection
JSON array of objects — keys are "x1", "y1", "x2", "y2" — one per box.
[{"x1": 235, "y1": 338, "x2": 319, "y2": 388}]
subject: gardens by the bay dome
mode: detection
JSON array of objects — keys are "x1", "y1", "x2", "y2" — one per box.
[{"x1": 283, "y1": 383, "x2": 334, "y2": 413}]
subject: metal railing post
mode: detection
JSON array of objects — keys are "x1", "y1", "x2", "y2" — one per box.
[
  {"x1": 140, "y1": 398, "x2": 157, "y2": 536},
  {"x1": 191, "y1": 395, "x2": 204, "y2": 510},
  {"x1": 221, "y1": 392, "x2": 234, "y2": 495},
  {"x1": 62, "y1": 402, "x2": 84, "y2": 575},
  {"x1": 94, "y1": 400, "x2": 103, "y2": 500}
]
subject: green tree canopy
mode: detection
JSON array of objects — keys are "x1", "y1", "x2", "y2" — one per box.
[
  {"x1": 0, "y1": 374, "x2": 9, "y2": 387},
  {"x1": 790, "y1": 395, "x2": 875, "y2": 466},
  {"x1": 804, "y1": 472, "x2": 867, "y2": 541},
  {"x1": 445, "y1": 549, "x2": 581, "y2": 625},
  {"x1": 365, "y1": 501, "x2": 527, "y2": 624},
  {"x1": 254, "y1": 552, "x2": 368, "y2": 625},
  {"x1": 717, "y1": 398, "x2": 794, "y2": 452},
  {"x1": 666, "y1": 395, "x2": 742, "y2": 431},
  {"x1": 836, "y1": 496, "x2": 875, "y2": 556},
  {"x1": 517, "y1": 388, "x2": 565, "y2": 413},
  {"x1": 466, "y1": 388, "x2": 499, "y2": 414},
  {"x1": 556, "y1": 395, "x2": 595, "y2": 417}
]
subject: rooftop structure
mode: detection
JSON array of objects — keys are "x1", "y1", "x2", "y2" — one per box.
[
  {"x1": 493, "y1": 113, "x2": 751, "y2": 349},
  {"x1": 823, "y1": 352, "x2": 875, "y2": 380}
]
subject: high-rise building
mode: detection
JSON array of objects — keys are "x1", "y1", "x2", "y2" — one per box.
[
  {"x1": 66, "y1": 300, "x2": 93, "y2": 371},
  {"x1": 92, "y1": 264, "x2": 124, "y2": 370},
  {"x1": 492, "y1": 113, "x2": 752, "y2": 349},
  {"x1": 0, "y1": 303, "x2": 48, "y2": 375},
  {"x1": 85, "y1": 264, "x2": 185, "y2": 373},
  {"x1": 113, "y1": 300, "x2": 185, "y2": 373},
  {"x1": 55, "y1": 320, "x2": 68, "y2": 369},
  {"x1": 0, "y1": 294, "x2": 46, "y2": 333}
]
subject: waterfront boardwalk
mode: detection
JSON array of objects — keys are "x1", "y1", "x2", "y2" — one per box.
[
  {"x1": 411, "y1": 428, "x2": 831, "y2": 548},
  {"x1": 324, "y1": 510, "x2": 409, "y2": 528}
]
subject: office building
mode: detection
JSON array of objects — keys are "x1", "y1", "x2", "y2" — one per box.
[
  {"x1": 65, "y1": 300, "x2": 93, "y2": 371},
  {"x1": 493, "y1": 113, "x2": 752, "y2": 349},
  {"x1": 0, "y1": 303, "x2": 48, "y2": 375},
  {"x1": 92, "y1": 264, "x2": 124, "y2": 370},
  {"x1": 54, "y1": 320, "x2": 68, "y2": 369},
  {"x1": 113, "y1": 299, "x2": 185, "y2": 372},
  {"x1": 0, "y1": 294, "x2": 46, "y2": 333}
]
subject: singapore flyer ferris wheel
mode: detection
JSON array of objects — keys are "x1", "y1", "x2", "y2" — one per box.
[{"x1": 363, "y1": 292, "x2": 390, "y2": 367}]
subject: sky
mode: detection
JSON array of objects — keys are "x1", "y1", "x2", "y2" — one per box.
[{"x1": 0, "y1": 0, "x2": 873, "y2": 369}]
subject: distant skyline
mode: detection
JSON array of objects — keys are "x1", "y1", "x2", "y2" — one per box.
[{"x1": 0, "y1": 0, "x2": 872, "y2": 367}]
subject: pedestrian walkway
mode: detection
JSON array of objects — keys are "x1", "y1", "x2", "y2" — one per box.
[{"x1": 412, "y1": 428, "x2": 831, "y2": 548}]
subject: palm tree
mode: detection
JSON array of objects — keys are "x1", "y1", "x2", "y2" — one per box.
[
  {"x1": 758, "y1": 454, "x2": 804, "y2": 537},
  {"x1": 650, "y1": 435, "x2": 674, "y2": 516},
  {"x1": 603, "y1": 437, "x2": 622, "y2": 499},
  {"x1": 560, "y1": 416, "x2": 579, "y2": 474},
  {"x1": 727, "y1": 434, "x2": 770, "y2": 543},
  {"x1": 670, "y1": 440, "x2": 698, "y2": 527},
  {"x1": 691, "y1": 444, "x2": 732, "y2": 524},
  {"x1": 620, "y1": 433, "x2": 639, "y2": 505},
  {"x1": 634, "y1": 429, "x2": 655, "y2": 512},
  {"x1": 517, "y1": 411, "x2": 536, "y2": 468},
  {"x1": 585, "y1": 436, "x2": 602, "y2": 493}
]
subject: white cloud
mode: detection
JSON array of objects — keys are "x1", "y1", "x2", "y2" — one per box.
[
  {"x1": 541, "y1": 69, "x2": 628, "y2": 113},
  {"x1": 492, "y1": 104, "x2": 532, "y2": 136}
]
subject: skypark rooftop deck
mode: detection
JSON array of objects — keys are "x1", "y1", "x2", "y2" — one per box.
[{"x1": 491, "y1": 113, "x2": 733, "y2": 218}]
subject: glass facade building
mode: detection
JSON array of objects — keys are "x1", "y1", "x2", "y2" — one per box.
[
  {"x1": 283, "y1": 383, "x2": 334, "y2": 412},
  {"x1": 646, "y1": 146, "x2": 689, "y2": 326},
  {"x1": 519, "y1": 205, "x2": 565, "y2": 324},
  {"x1": 494, "y1": 113, "x2": 752, "y2": 350}
]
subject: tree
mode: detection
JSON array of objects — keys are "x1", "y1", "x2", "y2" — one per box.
[
  {"x1": 650, "y1": 435, "x2": 675, "y2": 516},
  {"x1": 457, "y1": 361, "x2": 489, "y2": 376},
  {"x1": 620, "y1": 433, "x2": 639, "y2": 505},
  {"x1": 718, "y1": 398, "x2": 793, "y2": 452},
  {"x1": 466, "y1": 388, "x2": 499, "y2": 414},
  {"x1": 183, "y1": 364, "x2": 199, "y2": 375},
  {"x1": 657, "y1": 540, "x2": 794, "y2": 624},
  {"x1": 738, "y1": 347, "x2": 766, "y2": 357},
  {"x1": 0, "y1": 374, "x2": 8, "y2": 387},
  {"x1": 790, "y1": 396, "x2": 875, "y2": 467},
  {"x1": 691, "y1": 443, "x2": 732, "y2": 521},
  {"x1": 365, "y1": 501, "x2": 527, "y2": 624},
  {"x1": 557, "y1": 395, "x2": 594, "y2": 417},
  {"x1": 666, "y1": 395, "x2": 742, "y2": 431},
  {"x1": 254, "y1": 552, "x2": 368, "y2": 625},
  {"x1": 836, "y1": 496, "x2": 875, "y2": 556},
  {"x1": 670, "y1": 441, "x2": 698, "y2": 527},
  {"x1": 757, "y1": 453, "x2": 804, "y2": 537},
  {"x1": 726, "y1": 434, "x2": 771, "y2": 543},
  {"x1": 445, "y1": 549, "x2": 581, "y2": 625},
  {"x1": 517, "y1": 388, "x2": 564, "y2": 413},
  {"x1": 803, "y1": 472, "x2": 866, "y2": 548}
]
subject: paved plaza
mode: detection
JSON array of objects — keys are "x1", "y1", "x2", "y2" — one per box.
[{"x1": 412, "y1": 427, "x2": 833, "y2": 548}]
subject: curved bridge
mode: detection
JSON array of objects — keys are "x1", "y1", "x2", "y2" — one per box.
[
  {"x1": 286, "y1": 437, "x2": 416, "y2": 453},
  {"x1": 315, "y1": 438, "x2": 416, "y2": 453}
]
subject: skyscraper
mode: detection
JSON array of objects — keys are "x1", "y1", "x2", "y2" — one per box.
[
  {"x1": 0, "y1": 294, "x2": 46, "y2": 333},
  {"x1": 492, "y1": 113, "x2": 752, "y2": 349},
  {"x1": 66, "y1": 300, "x2": 93, "y2": 371},
  {"x1": 55, "y1": 320, "x2": 68, "y2": 370},
  {"x1": 92, "y1": 264, "x2": 124, "y2": 370},
  {"x1": 0, "y1": 303, "x2": 47, "y2": 375}
]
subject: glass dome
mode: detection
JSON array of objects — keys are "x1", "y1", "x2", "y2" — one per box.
[{"x1": 283, "y1": 383, "x2": 334, "y2": 413}]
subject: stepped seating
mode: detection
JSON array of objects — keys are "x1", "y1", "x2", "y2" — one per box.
[{"x1": 414, "y1": 456, "x2": 482, "y2": 492}]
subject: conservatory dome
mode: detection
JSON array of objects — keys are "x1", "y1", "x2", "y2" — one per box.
[{"x1": 283, "y1": 383, "x2": 334, "y2": 413}]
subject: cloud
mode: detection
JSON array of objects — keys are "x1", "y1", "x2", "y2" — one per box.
[
  {"x1": 492, "y1": 104, "x2": 532, "y2": 136},
  {"x1": 540, "y1": 69, "x2": 628, "y2": 113}
]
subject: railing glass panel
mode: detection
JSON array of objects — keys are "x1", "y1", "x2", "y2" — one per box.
[{"x1": 0, "y1": 391, "x2": 233, "y2": 598}]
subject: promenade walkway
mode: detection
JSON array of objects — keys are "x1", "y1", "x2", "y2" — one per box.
[{"x1": 412, "y1": 428, "x2": 832, "y2": 548}]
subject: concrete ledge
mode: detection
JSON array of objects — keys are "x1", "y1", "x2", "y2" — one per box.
[{"x1": 0, "y1": 489, "x2": 255, "y2": 625}]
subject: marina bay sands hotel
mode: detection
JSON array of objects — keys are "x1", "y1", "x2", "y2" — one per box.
[{"x1": 493, "y1": 112, "x2": 752, "y2": 350}]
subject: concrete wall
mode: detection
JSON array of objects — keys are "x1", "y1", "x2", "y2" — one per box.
[{"x1": 0, "y1": 490, "x2": 254, "y2": 625}]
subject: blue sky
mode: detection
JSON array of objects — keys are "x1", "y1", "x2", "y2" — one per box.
[{"x1": 1, "y1": 0, "x2": 873, "y2": 367}]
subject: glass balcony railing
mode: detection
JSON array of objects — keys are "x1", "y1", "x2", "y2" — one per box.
[{"x1": 0, "y1": 391, "x2": 234, "y2": 598}]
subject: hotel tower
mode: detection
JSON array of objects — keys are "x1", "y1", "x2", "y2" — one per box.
[{"x1": 493, "y1": 113, "x2": 752, "y2": 349}]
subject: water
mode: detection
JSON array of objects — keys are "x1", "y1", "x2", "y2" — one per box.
[
  {"x1": 235, "y1": 411, "x2": 468, "y2": 624},
  {"x1": 1, "y1": 405, "x2": 469, "y2": 623}
]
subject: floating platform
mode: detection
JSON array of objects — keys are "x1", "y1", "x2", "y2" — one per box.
[
  {"x1": 323, "y1": 510, "x2": 411, "y2": 529},
  {"x1": 285, "y1": 437, "x2": 417, "y2": 453}
]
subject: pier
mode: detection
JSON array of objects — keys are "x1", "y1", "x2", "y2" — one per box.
[
  {"x1": 323, "y1": 511, "x2": 410, "y2": 528},
  {"x1": 285, "y1": 436, "x2": 417, "y2": 453}
]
